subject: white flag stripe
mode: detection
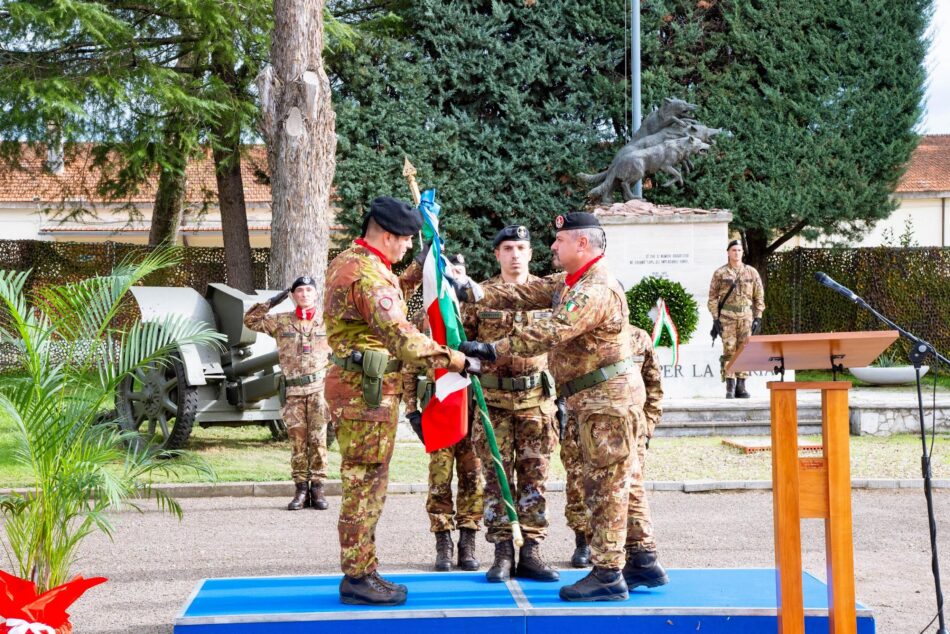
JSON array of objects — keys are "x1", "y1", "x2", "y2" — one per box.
[{"x1": 434, "y1": 372, "x2": 471, "y2": 401}]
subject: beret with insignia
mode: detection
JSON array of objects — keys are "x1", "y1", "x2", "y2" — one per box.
[
  {"x1": 360, "y1": 196, "x2": 422, "y2": 237},
  {"x1": 492, "y1": 224, "x2": 531, "y2": 248},
  {"x1": 291, "y1": 275, "x2": 316, "y2": 291},
  {"x1": 727, "y1": 239, "x2": 742, "y2": 250},
  {"x1": 554, "y1": 212, "x2": 601, "y2": 232}
]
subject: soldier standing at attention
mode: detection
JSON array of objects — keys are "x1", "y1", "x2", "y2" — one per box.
[
  {"x1": 460, "y1": 226, "x2": 560, "y2": 584},
  {"x1": 324, "y1": 196, "x2": 480, "y2": 606},
  {"x1": 707, "y1": 239, "x2": 765, "y2": 398},
  {"x1": 403, "y1": 281, "x2": 484, "y2": 573},
  {"x1": 458, "y1": 212, "x2": 666, "y2": 602},
  {"x1": 244, "y1": 276, "x2": 331, "y2": 512}
]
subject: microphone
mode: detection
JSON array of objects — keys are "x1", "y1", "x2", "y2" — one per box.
[{"x1": 813, "y1": 271, "x2": 859, "y2": 303}]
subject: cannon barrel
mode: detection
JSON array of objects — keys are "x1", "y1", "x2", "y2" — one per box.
[{"x1": 228, "y1": 349, "x2": 280, "y2": 378}]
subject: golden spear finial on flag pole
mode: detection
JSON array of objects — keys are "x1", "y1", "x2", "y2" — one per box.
[{"x1": 403, "y1": 157, "x2": 422, "y2": 207}]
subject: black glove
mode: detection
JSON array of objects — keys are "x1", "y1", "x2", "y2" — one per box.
[
  {"x1": 710, "y1": 318, "x2": 722, "y2": 343},
  {"x1": 462, "y1": 356, "x2": 483, "y2": 376},
  {"x1": 555, "y1": 397, "x2": 568, "y2": 441},
  {"x1": 751, "y1": 318, "x2": 762, "y2": 335},
  {"x1": 414, "y1": 241, "x2": 432, "y2": 266},
  {"x1": 268, "y1": 288, "x2": 290, "y2": 307},
  {"x1": 458, "y1": 341, "x2": 497, "y2": 362},
  {"x1": 447, "y1": 275, "x2": 484, "y2": 303},
  {"x1": 408, "y1": 411, "x2": 424, "y2": 444}
]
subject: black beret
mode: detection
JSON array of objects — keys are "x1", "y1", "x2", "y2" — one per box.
[
  {"x1": 447, "y1": 253, "x2": 466, "y2": 266},
  {"x1": 360, "y1": 196, "x2": 422, "y2": 237},
  {"x1": 554, "y1": 212, "x2": 601, "y2": 232},
  {"x1": 291, "y1": 275, "x2": 316, "y2": 291},
  {"x1": 727, "y1": 239, "x2": 742, "y2": 250},
  {"x1": 492, "y1": 225, "x2": 531, "y2": 248}
]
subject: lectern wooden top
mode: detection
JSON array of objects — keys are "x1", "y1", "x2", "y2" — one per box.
[{"x1": 726, "y1": 331, "x2": 898, "y2": 374}]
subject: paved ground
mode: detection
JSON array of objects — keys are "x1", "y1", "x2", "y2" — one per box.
[{"x1": 37, "y1": 488, "x2": 949, "y2": 634}]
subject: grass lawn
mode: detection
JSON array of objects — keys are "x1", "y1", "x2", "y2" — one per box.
[
  {"x1": 797, "y1": 369, "x2": 950, "y2": 391},
  {"x1": 1, "y1": 405, "x2": 948, "y2": 487}
]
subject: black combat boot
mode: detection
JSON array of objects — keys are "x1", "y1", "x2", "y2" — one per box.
[
  {"x1": 486, "y1": 540, "x2": 515, "y2": 583},
  {"x1": 622, "y1": 549, "x2": 669, "y2": 589},
  {"x1": 287, "y1": 482, "x2": 309, "y2": 511},
  {"x1": 725, "y1": 378, "x2": 736, "y2": 399},
  {"x1": 734, "y1": 378, "x2": 750, "y2": 398},
  {"x1": 571, "y1": 531, "x2": 591, "y2": 568},
  {"x1": 516, "y1": 538, "x2": 560, "y2": 581},
  {"x1": 558, "y1": 566, "x2": 629, "y2": 602},
  {"x1": 434, "y1": 530, "x2": 454, "y2": 572},
  {"x1": 339, "y1": 572, "x2": 407, "y2": 606},
  {"x1": 369, "y1": 570, "x2": 407, "y2": 593},
  {"x1": 457, "y1": 528, "x2": 479, "y2": 571},
  {"x1": 309, "y1": 481, "x2": 329, "y2": 510}
]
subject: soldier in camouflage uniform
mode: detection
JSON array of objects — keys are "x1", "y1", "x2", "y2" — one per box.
[
  {"x1": 323, "y1": 196, "x2": 480, "y2": 606},
  {"x1": 403, "y1": 302, "x2": 484, "y2": 573},
  {"x1": 707, "y1": 239, "x2": 765, "y2": 398},
  {"x1": 459, "y1": 212, "x2": 668, "y2": 602},
  {"x1": 459, "y1": 225, "x2": 560, "y2": 583},
  {"x1": 244, "y1": 276, "x2": 331, "y2": 511}
]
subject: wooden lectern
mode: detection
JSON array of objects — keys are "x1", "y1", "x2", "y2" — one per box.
[{"x1": 728, "y1": 331, "x2": 898, "y2": 634}]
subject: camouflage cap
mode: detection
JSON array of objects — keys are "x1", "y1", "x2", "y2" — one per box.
[
  {"x1": 492, "y1": 224, "x2": 531, "y2": 248},
  {"x1": 291, "y1": 275, "x2": 316, "y2": 291},
  {"x1": 361, "y1": 196, "x2": 422, "y2": 237},
  {"x1": 554, "y1": 212, "x2": 600, "y2": 232}
]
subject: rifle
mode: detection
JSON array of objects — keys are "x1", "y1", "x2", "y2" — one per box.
[{"x1": 710, "y1": 275, "x2": 740, "y2": 346}]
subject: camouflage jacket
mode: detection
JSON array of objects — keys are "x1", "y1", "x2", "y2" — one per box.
[
  {"x1": 323, "y1": 242, "x2": 466, "y2": 421},
  {"x1": 460, "y1": 275, "x2": 553, "y2": 411},
  {"x1": 243, "y1": 304, "x2": 330, "y2": 397},
  {"x1": 476, "y1": 259, "x2": 639, "y2": 415},
  {"x1": 707, "y1": 263, "x2": 765, "y2": 319},
  {"x1": 628, "y1": 325, "x2": 663, "y2": 437}
]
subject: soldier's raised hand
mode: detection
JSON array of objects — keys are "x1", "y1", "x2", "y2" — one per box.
[
  {"x1": 268, "y1": 288, "x2": 291, "y2": 307},
  {"x1": 459, "y1": 341, "x2": 497, "y2": 362}
]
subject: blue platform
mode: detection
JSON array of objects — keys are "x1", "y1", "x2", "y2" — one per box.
[{"x1": 175, "y1": 569, "x2": 875, "y2": 633}]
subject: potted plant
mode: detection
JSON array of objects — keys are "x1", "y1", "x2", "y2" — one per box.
[
  {"x1": 849, "y1": 346, "x2": 930, "y2": 385},
  {"x1": 0, "y1": 250, "x2": 222, "y2": 632}
]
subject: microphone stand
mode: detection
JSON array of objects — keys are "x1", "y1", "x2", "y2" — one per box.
[{"x1": 847, "y1": 293, "x2": 948, "y2": 634}]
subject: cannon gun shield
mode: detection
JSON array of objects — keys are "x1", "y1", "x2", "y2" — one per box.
[{"x1": 117, "y1": 285, "x2": 291, "y2": 449}]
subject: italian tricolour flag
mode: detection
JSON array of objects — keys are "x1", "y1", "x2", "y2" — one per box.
[{"x1": 419, "y1": 189, "x2": 470, "y2": 453}]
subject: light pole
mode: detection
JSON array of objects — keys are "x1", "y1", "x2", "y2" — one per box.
[{"x1": 632, "y1": 0, "x2": 642, "y2": 198}]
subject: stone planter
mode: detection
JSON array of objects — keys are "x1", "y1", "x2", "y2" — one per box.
[{"x1": 850, "y1": 365, "x2": 929, "y2": 385}]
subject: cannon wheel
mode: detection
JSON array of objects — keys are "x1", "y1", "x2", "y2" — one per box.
[
  {"x1": 116, "y1": 356, "x2": 198, "y2": 450},
  {"x1": 267, "y1": 419, "x2": 288, "y2": 441}
]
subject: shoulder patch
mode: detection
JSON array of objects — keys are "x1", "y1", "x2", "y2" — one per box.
[{"x1": 378, "y1": 296, "x2": 394, "y2": 311}]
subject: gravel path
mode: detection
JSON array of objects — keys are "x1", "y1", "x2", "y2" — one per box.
[{"x1": 45, "y1": 489, "x2": 950, "y2": 633}]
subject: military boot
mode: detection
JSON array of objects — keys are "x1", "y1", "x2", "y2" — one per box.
[
  {"x1": 287, "y1": 482, "x2": 309, "y2": 511},
  {"x1": 369, "y1": 570, "x2": 407, "y2": 593},
  {"x1": 622, "y1": 549, "x2": 669, "y2": 589},
  {"x1": 434, "y1": 530, "x2": 454, "y2": 572},
  {"x1": 339, "y1": 573, "x2": 407, "y2": 606},
  {"x1": 725, "y1": 378, "x2": 736, "y2": 399},
  {"x1": 571, "y1": 531, "x2": 591, "y2": 568},
  {"x1": 457, "y1": 528, "x2": 479, "y2": 571},
  {"x1": 516, "y1": 538, "x2": 559, "y2": 581},
  {"x1": 558, "y1": 566, "x2": 628, "y2": 602},
  {"x1": 486, "y1": 540, "x2": 515, "y2": 583},
  {"x1": 734, "y1": 378, "x2": 750, "y2": 398},
  {"x1": 309, "y1": 481, "x2": 329, "y2": 510}
]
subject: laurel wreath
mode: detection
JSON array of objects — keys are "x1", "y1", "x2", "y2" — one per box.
[{"x1": 626, "y1": 276, "x2": 699, "y2": 346}]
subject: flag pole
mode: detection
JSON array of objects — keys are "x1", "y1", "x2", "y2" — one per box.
[{"x1": 403, "y1": 157, "x2": 523, "y2": 548}]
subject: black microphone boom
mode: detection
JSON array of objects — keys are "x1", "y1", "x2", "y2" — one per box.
[{"x1": 813, "y1": 271, "x2": 859, "y2": 303}]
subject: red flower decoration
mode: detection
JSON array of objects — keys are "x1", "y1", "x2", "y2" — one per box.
[{"x1": 0, "y1": 570, "x2": 106, "y2": 632}]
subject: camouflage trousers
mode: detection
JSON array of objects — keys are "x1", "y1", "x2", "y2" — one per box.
[
  {"x1": 721, "y1": 313, "x2": 753, "y2": 379},
  {"x1": 335, "y1": 405, "x2": 399, "y2": 578},
  {"x1": 563, "y1": 406, "x2": 655, "y2": 560},
  {"x1": 427, "y1": 437, "x2": 484, "y2": 532},
  {"x1": 473, "y1": 405, "x2": 558, "y2": 543},
  {"x1": 283, "y1": 392, "x2": 329, "y2": 484}
]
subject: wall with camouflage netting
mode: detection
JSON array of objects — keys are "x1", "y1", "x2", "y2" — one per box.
[{"x1": 766, "y1": 247, "x2": 950, "y2": 360}]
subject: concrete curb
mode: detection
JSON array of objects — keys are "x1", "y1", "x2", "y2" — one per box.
[{"x1": 8, "y1": 477, "x2": 946, "y2": 499}]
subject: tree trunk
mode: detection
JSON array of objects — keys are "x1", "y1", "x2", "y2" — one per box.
[
  {"x1": 743, "y1": 227, "x2": 770, "y2": 283},
  {"x1": 257, "y1": 0, "x2": 336, "y2": 304},
  {"x1": 149, "y1": 134, "x2": 187, "y2": 246},
  {"x1": 211, "y1": 52, "x2": 255, "y2": 293}
]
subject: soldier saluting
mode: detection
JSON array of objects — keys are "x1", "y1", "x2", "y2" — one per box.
[
  {"x1": 323, "y1": 196, "x2": 481, "y2": 607},
  {"x1": 244, "y1": 276, "x2": 331, "y2": 512},
  {"x1": 707, "y1": 239, "x2": 765, "y2": 398},
  {"x1": 457, "y1": 212, "x2": 667, "y2": 602}
]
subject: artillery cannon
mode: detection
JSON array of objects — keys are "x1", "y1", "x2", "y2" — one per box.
[{"x1": 116, "y1": 284, "x2": 293, "y2": 449}]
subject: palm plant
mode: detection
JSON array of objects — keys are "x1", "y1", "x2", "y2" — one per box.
[{"x1": 0, "y1": 249, "x2": 224, "y2": 592}]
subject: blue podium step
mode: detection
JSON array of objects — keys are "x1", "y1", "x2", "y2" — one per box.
[{"x1": 175, "y1": 568, "x2": 875, "y2": 633}]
